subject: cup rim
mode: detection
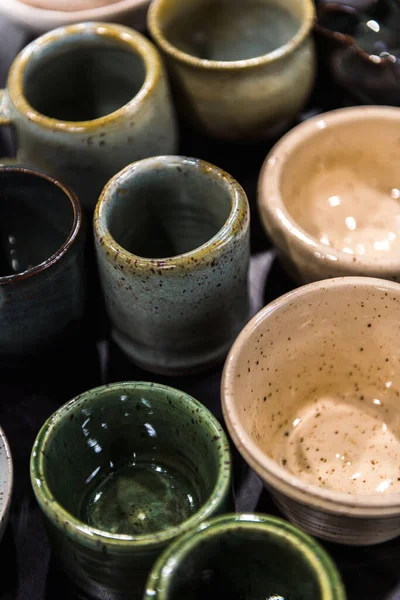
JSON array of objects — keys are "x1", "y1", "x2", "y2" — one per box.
[
  {"x1": 93, "y1": 155, "x2": 249, "y2": 271},
  {"x1": 0, "y1": 424, "x2": 13, "y2": 530},
  {"x1": 30, "y1": 381, "x2": 232, "y2": 550},
  {"x1": 257, "y1": 105, "x2": 400, "y2": 274},
  {"x1": 0, "y1": 166, "x2": 82, "y2": 285},
  {"x1": 144, "y1": 513, "x2": 345, "y2": 600},
  {"x1": 222, "y1": 276, "x2": 400, "y2": 515},
  {"x1": 6, "y1": 21, "x2": 160, "y2": 132},
  {"x1": 147, "y1": 0, "x2": 315, "y2": 70}
]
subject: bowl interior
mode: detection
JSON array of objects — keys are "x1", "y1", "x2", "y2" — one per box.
[
  {"x1": 39, "y1": 384, "x2": 224, "y2": 536},
  {"x1": 156, "y1": 0, "x2": 306, "y2": 62},
  {"x1": 227, "y1": 279, "x2": 400, "y2": 497},
  {"x1": 0, "y1": 169, "x2": 75, "y2": 277},
  {"x1": 153, "y1": 518, "x2": 334, "y2": 599},
  {"x1": 279, "y1": 115, "x2": 400, "y2": 260}
]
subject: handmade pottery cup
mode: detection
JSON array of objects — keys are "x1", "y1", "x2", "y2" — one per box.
[
  {"x1": 147, "y1": 0, "x2": 316, "y2": 141},
  {"x1": 144, "y1": 513, "x2": 346, "y2": 599},
  {"x1": 30, "y1": 381, "x2": 232, "y2": 599},
  {"x1": 94, "y1": 156, "x2": 250, "y2": 375},
  {"x1": 258, "y1": 105, "x2": 400, "y2": 283},
  {"x1": 0, "y1": 425, "x2": 13, "y2": 544},
  {"x1": 0, "y1": 166, "x2": 86, "y2": 364},
  {"x1": 0, "y1": 21, "x2": 177, "y2": 210},
  {"x1": 223, "y1": 276, "x2": 400, "y2": 545}
]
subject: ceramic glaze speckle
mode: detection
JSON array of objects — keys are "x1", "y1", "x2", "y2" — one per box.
[
  {"x1": 268, "y1": 392, "x2": 400, "y2": 495},
  {"x1": 0, "y1": 167, "x2": 85, "y2": 363},
  {"x1": 0, "y1": 22, "x2": 177, "y2": 211},
  {"x1": 164, "y1": 0, "x2": 298, "y2": 61},
  {"x1": 30, "y1": 382, "x2": 232, "y2": 600},
  {"x1": 258, "y1": 106, "x2": 400, "y2": 283},
  {"x1": 148, "y1": 0, "x2": 316, "y2": 140},
  {"x1": 144, "y1": 514, "x2": 345, "y2": 600},
  {"x1": 94, "y1": 156, "x2": 250, "y2": 375},
  {"x1": 222, "y1": 277, "x2": 400, "y2": 545}
]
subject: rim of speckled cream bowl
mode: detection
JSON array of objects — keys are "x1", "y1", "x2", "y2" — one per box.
[
  {"x1": 94, "y1": 156, "x2": 249, "y2": 271},
  {"x1": 222, "y1": 276, "x2": 400, "y2": 517},
  {"x1": 30, "y1": 381, "x2": 232, "y2": 550},
  {"x1": 0, "y1": 166, "x2": 82, "y2": 285},
  {"x1": 144, "y1": 514, "x2": 345, "y2": 600},
  {"x1": 5, "y1": 21, "x2": 160, "y2": 132},
  {"x1": 147, "y1": 0, "x2": 315, "y2": 70},
  {"x1": 258, "y1": 106, "x2": 400, "y2": 275}
]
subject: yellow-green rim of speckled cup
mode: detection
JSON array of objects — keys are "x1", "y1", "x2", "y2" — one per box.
[
  {"x1": 5, "y1": 21, "x2": 161, "y2": 132},
  {"x1": 30, "y1": 381, "x2": 232, "y2": 551},
  {"x1": 93, "y1": 155, "x2": 249, "y2": 272},
  {"x1": 144, "y1": 514, "x2": 346, "y2": 600},
  {"x1": 147, "y1": 0, "x2": 315, "y2": 70}
]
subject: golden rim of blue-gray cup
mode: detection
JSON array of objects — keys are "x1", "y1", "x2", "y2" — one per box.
[
  {"x1": 5, "y1": 21, "x2": 161, "y2": 132},
  {"x1": 30, "y1": 381, "x2": 232, "y2": 550},
  {"x1": 0, "y1": 166, "x2": 82, "y2": 285},
  {"x1": 147, "y1": 0, "x2": 315, "y2": 70},
  {"x1": 144, "y1": 513, "x2": 346, "y2": 600},
  {"x1": 222, "y1": 276, "x2": 400, "y2": 516},
  {"x1": 258, "y1": 106, "x2": 400, "y2": 274},
  {"x1": 93, "y1": 156, "x2": 249, "y2": 271}
]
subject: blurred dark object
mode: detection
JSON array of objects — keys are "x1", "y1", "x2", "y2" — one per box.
[{"x1": 314, "y1": 0, "x2": 400, "y2": 105}]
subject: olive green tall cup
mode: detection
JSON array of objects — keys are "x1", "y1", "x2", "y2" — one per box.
[{"x1": 30, "y1": 381, "x2": 232, "y2": 600}]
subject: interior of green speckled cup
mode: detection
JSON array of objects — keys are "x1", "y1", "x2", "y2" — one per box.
[
  {"x1": 145, "y1": 516, "x2": 342, "y2": 600},
  {"x1": 36, "y1": 383, "x2": 229, "y2": 537},
  {"x1": 106, "y1": 158, "x2": 232, "y2": 259},
  {"x1": 0, "y1": 168, "x2": 75, "y2": 277}
]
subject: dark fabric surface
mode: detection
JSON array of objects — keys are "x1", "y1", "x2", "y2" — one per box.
[{"x1": 0, "y1": 16, "x2": 399, "y2": 600}]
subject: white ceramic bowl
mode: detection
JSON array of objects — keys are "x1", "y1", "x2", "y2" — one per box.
[
  {"x1": 222, "y1": 276, "x2": 400, "y2": 545},
  {"x1": 0, "y1": 425, "x2": 13, "y2": 542},
  {"x1": 0, "y1": 0, "x2": 149, "y2": 34},
  {"x1": 257, "y1": 106, "x2": 400, "y2": 284}
]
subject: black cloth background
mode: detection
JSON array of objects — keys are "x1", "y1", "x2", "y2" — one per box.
[{"x1": 0, "y1": 16, "x2": 399, "y2": 600}]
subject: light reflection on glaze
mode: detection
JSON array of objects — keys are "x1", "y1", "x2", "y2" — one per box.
[
  {"x1": 269, "y1": 391, "x2": 400, "y2": 495},
  {"x1": 292, "y1": 168, "x2": 400, "y2": 258}
]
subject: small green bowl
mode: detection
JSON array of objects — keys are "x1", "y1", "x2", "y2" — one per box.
[
  {"x1": 30, "y1": 381, "x2": 232, "y2": 599},
  {"x1": 144, "y1": 513, "x2": 346, "y2": 599}
]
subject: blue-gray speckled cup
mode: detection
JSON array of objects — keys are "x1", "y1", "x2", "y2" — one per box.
[
  {"x1": 0, "y1": 166, "x2": 86, "y2": 364},
  {"x1": 0, "y1": 22, "x2": 177, "y2": 211},
  {"x1": 94, "y1": 156, "x2": 250, "y2": 375}
]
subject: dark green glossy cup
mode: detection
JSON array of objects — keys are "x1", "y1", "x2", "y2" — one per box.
[
  {"x1": 144, "y1": 513, "x2": 346, "y2": 599},
  {"x1": 30, "y1": 381, "x2": 232, "y2": 600}
]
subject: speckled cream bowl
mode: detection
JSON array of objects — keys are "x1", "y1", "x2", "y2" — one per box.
[
  {"x1": 222, "y1": 276, "x2": 400, "y2": 545},
  {"x1": 0, "y1": 425, "x2": 13, "y2": 544},
  {"x1": 258, "y1": 106, "x2": 400, "y2": 283}
]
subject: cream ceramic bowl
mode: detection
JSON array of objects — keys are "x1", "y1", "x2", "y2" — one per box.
[
  {"x1": 258, "y1": 106, "x2": 400, "y2": 284},
  {"x1": 0, "y1": 0, "x2": 149, "y2": 34},
  {"x1": 222, "y1": 276, "x2": 400, "y2": 545},
  {"x1": 0, "y1": 425, "x2": 13, "y2": 543}
]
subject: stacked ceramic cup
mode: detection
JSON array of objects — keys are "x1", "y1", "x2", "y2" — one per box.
[{"x1": 1, "y1": 0, "x2": 398, "y2": 598}]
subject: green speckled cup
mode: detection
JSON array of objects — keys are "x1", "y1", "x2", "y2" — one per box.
[
  {"x1": 0, "y1": 21, "x2": 177, "y2": 210},
  {"x1": 0, "y1": 166, "x2": 86, "y2": 363},
  {"x1": 144, "y1": 513, "x2": 346, "y2": 600},
  {"x1": 30, "y1": 381, "x2": 232, "y2": 600},
  {"x1": 93, "y1": 155, "x2": 250, "y2": 375}
]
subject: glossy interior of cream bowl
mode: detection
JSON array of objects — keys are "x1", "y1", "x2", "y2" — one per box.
[
  {"x1": 258, "y1": 106, "x2": 400, "y2": 278},
  {"x1": 222, "y1": 277, "x2": 400, "y2": 516}
]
